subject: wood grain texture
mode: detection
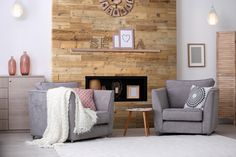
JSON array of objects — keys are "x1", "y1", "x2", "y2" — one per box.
[
  {"x1": 0, "y1": 78, "x2": 8, "y2": 88},
  {"x1": 0, "y1": 89, "x2": 8, "y2": 99},
  {"x1": 0, "y1": 120, "x2": 8, "y2": 130},
  {"x1": 0, "y1": 99, "x2": 8, "y2": 109},
  {"x1": 217, "y1": 31, "x2": 236, "y2": 124},
  {"x1": 52, "y1": 0, "x2": 176, "y2": 128},
  {"x1": 8, "y1": 77, "x2": 45, "y2": 130},
  {"x1": 0, "y1": 110, "x2": 8, "y2": 120},
  {"x1": 71, "y1": 48, "x2": 161, "y2": 53},
  {"x1": 0, "y1": 77, "x2": 9, "y2": 130}
]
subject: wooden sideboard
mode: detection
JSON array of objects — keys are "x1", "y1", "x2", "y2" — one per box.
[{"x1": 0, "y1": 76, "x2": 45, "y2": 131}]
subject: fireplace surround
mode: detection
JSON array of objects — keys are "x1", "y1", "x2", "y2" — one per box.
[{"x1": 85, "y1": 76, "x2": 147, "y2": 102}]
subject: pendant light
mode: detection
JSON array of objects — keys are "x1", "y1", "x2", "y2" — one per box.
[
  {"x1": 207, "y1": 3, "x2": 218, "y2": 25},
  {"x1": 11, "y1": 0, "x2": 24, "y2": 18}
]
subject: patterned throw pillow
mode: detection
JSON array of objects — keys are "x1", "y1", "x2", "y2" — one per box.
[
  {"x1": 73, "y1": 89, "x2": 97, "y2": 111},
  {"x1": 184, "y1": 85, "x2": 212, "y2": 109}
]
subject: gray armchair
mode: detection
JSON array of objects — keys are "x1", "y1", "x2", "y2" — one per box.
[
  {"x1": 28, "y1": 82, "x2": 114, "y2": 142},
  {"x1": 152, "y1": 79, "x2": 219, "y2": 135}
]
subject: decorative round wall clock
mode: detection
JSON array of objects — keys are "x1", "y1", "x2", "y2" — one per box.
[{"x1": 99, "y1": 0, "x2": 135, "y2": 17}]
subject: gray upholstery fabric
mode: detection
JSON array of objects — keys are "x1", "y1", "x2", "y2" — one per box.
[
  {"x1": 166, "y1": 78, "x2": 215, "y2": 108},
  {"x1": 162, "y1": 121, "x2": 202, "y2": 134},
  {"x1": 152, "y1": 78, "x2": 218, "y2": 135},
  {"x1": 202, "y1": 88, "x2": 219, "y2": 134},
  {"x1": 152, "y1": 88, "x2": 169, "y2": 133},
  {"x1": 68, "y1": 125, "x2": 110, "y2": 141},
  {"x1": 93, "y1": 90, "x2": 114, "y2": 136},
  {"x1": 28, "y1": 87, "x2": 114, "y2": 141},
  {"x1": 28, "y1": 90, "x2": 47, "y2": 137},
  {"x1": 68, "y1": 90, "x2": 114, "y2": 141},
  {"x1": 163, "y1": 108, "x2": 202, "y2": 122},
  {"x1": 94, "y1": 90, "x2": 113, "y2": 111},
  {"x1": 96, "y1": 111, "x2": 110, "y2": 125},
  {"x1": 35, "y1": 82, "x2": 79, "y2": 90}
]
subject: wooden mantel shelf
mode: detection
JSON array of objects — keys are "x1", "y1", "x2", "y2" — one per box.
[{"x1": 71, "y1": 48, "x2": 161, "y2": 54}]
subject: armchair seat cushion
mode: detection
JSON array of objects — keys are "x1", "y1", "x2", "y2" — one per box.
[
  {"x1": 163, "y1": 108, "x2": 203, "y2": 122},
  {"x1": 96, "y1": 111, "x2": 110, "y2": 125}
]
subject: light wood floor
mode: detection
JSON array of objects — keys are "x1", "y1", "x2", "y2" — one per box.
[{"x1": 0, "y1": 125, "x2": 236, "y2": 157}]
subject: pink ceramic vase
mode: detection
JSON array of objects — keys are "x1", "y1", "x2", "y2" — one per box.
[
  {"x1": 20, "y1": 51, "x2": 30, "y2": 75},
  {"x1": 8, "y1": 56, "x2": 16, "y2": 75}
]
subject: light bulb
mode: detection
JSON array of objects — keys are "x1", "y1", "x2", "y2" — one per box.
[
  {"x1": 207, "y1": 6, "x2": 218, "y2": 25},
  {"x1": 11, "y1": 1, "x2": 24, "y2": 18}
]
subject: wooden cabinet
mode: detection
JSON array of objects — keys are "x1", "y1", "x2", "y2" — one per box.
[
  {"x1": 0, "y1": 76, "x2": 44, "y2": 130},
  {"x1": 217, "y1": 31, "x2": 236, "y2": 124},
  {"x1": 0, "y1": 77, "x2": 9, "y2": 130}
]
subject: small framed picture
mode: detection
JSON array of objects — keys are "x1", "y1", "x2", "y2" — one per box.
[
  {"x1": 119, "y1": 29, "x2": 134, "y2": 49},
  {"x1": 113, "y1": 35, "x2": 120, "y2": 48},
  {"x1": 127, "y1": 85, "x2": 140, "y2": 99},
  {"x1": 188, "y1": 43, "x2": 205, "y2": 67}
]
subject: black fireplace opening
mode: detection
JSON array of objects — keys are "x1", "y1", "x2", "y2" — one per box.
[{"x1": 85, "y1": 76, "x2": 147, "y2": 102}]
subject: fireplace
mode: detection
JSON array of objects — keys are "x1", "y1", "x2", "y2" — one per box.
[{"x1": 85, "y1": 76, "x2": 147, "y2": 102}]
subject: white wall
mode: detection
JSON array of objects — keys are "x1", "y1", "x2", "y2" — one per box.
[
  {"x1": 1, "y1": 0, "x2": 236, "y2": 81},
  {"x1": 0, "y1": 0, "x2": 51, "y2": 80},
  {"x1": 177, "y1": 0, "x2": 236, "y2": 80}
]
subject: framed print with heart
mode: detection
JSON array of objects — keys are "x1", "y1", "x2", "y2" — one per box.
[{"x1": 119, "y1": 29, "x2": 134, "y2": 49}]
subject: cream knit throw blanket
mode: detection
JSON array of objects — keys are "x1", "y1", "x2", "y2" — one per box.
[{"x1": 29, "y1": 87, "x2": 97, "y2": 148}]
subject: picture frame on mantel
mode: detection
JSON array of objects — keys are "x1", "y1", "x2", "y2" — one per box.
[
  {"x1": 113, "y1": 35, "x2": 120, "y2": 48},
  {"x1": 188, "y1": 43, "x2": 206, "y2": 67},
  {"x1": 127, "y1": 85, "x2": 140, "y2": 99},
  {"x1": 119, "y1": 29, "x2": 134, "y2": 49}
]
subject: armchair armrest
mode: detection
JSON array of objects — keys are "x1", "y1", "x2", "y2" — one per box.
[
  {"x1": 202, "y1": 88, "x2": 219, "y2": 134},
  {"x1": 94, "y1": 90, "x2": 114, "y2": 135},
  {"x1": 152, "y1": 88, "x2": 169, "y2": 133},
  {"x1": 68, "y1": 90, "x2": 114, "y2": 138},
  {"x1": 152, "y1": 88, "x2": 169, "y2": 111}
]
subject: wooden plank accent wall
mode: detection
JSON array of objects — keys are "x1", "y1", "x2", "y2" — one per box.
[{"x1": 52, "y1": 0, "x2": 176, "y2": 128}]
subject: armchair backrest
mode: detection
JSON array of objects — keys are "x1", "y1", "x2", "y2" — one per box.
[
  {"x1": 166, "y1": 78, "x2": 215, "y2": 108},
  {"x1": 94, "y1": 90, "x2": 114, "y2": 111},
  {"x1": 35, "y1": 82, "x2": 79, "y2": 90}
]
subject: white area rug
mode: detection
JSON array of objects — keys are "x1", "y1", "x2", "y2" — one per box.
[{"x1": 55, "y1": 135, "x2": 236, "y2": 157}]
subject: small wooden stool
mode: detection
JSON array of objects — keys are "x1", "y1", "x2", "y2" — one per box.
[{"x1": 123, "y1": 108, "x2": 152, "y2": 136}]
